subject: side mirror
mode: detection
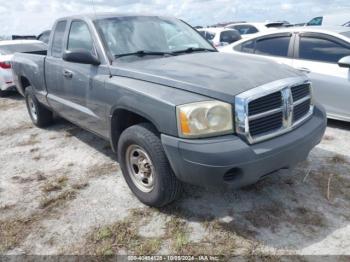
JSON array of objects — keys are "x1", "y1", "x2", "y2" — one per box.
[
  {"x1": 63, "y1": 49, "x2": 100, "y2": 65},
  {"x1": 338, "y1": 56, "x2": 350, "y2": 68}
]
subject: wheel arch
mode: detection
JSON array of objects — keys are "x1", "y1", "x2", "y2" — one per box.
[
  {"x1": 17, "y1": 75, "x2": 31, "y2": 96},
  {"x1": 110, "y1": 107, "x2": 160, "y2": 154}
]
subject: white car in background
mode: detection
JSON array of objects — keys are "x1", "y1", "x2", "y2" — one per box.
[
  {"x1": 224, "y1": 22, "x2": 288, "y2": 38},
  {"x1": 221, "y1": 26, "x2": 350, "y2": 121},
  {"x1": 0, "y1": 40, "x2": 47, "y2": 96},
  {"x1": 197, "y1": 27, "x2": 241, "y2": 47}
]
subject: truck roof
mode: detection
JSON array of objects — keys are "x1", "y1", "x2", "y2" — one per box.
[{"x1": 57, "y1": 13, "x2": 172, "y2": 21}]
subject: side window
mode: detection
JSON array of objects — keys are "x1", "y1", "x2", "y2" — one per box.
[
  {"x1": 199, "y1": 31, "x2": 206, "y2": 38},
  {"x1": 200, "y1": 31, "x2": 215, "y2": 41},
  {"x1": 236, "y1": 40, "x2": 255, "y2": 53},
  {"x1": 68, "y1": 21, "x2": 95, "y2": 53},
  {"x1": 255, "y1": 36, "x2": 291, "y2": 57},
  {"x1": 299, "y1": 36, "x2": 350, "y2": 63},
  {"x1": 220, "y1": 31, "x2": 240, "y2": 44},
  {"x1": 51, "y1": 21, "x2": 67, "y2": 58}
]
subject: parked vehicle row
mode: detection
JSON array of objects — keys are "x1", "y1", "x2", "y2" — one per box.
[
  {"x1": 221, "y1": 26, "x2": 350, "y2": 121},
  {"x1": 10, "y1": 14, "x2": 326, "y2": 207},
  {"x1": 0, "y1": 40, "x2": 47, "y2": 97}
]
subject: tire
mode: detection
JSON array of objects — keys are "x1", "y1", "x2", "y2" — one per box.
[
  {"x1": 0, "y1": 89, "x2": 8, "y2": 97},
  {"x1": 118, "y1": 123, "x2": 182, "y2": 207},
  {"x1": 25, "y1": 86, "x2": 53, "y2": 127}
]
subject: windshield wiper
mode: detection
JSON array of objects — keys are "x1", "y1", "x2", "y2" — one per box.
[
  {"x1": 171, "y1": 47, "x2": 217, "y2": 54},
  {"x1": 114, "y1": 50, "x2": 175, "y2": 59}
]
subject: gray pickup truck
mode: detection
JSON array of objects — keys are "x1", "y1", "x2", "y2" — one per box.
[{"x1": 12, "y1": 14, "x2": 327, "y2": 207}]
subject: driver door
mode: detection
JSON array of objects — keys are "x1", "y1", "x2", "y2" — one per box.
[{"x1": 61, "y1": 20, "x2": 106, "y2": 133}]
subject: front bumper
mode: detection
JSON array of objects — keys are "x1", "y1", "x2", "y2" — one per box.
[{"x1": 161, "y1": 105, "x2": 326, "y2": 188}]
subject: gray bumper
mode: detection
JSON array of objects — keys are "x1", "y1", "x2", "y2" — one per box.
[{"x1": 161, "y1": 105, "x2": 327, "y2": 188}]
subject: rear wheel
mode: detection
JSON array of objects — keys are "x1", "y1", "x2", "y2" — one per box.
[
  {"x1": 118, "y1": 123, "x2": 182, "y2": 207},
  {"x1": 25, "y1": 86, "x2": 53, "y2": 127},
  {"x1": 0, "y1": 89, "x2": 8, "y2": 97}
]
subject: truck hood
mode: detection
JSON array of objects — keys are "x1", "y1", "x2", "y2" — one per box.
[{"x1": 109, "y1": 52, "x2": 302, "y2": 103}]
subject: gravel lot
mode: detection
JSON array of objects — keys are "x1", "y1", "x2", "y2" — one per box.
[{"x1": 1, "y1": 93, "x2": 350, "y2": 256}]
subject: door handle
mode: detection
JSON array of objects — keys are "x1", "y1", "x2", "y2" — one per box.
[
  {"x1": 63, "y1": 69, "x2": 73, "y2": 79},
  {"x1": 296, "y1": 67, "x2": 311, "y2": 74}
]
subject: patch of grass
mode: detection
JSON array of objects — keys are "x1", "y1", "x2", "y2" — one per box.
[
  {"x1": 96, "y1": 227, "x2": 113, "y2": 241},
  {"x1": 166, "y1": 217, "x2": 189, "y2": 252},
  {"x1": 41, "y1": 175, "x2": 68, "y2": 193},
  {"x1": 87, "y1": 162, "x2": 119, "y2": 178},
  {"x1": 39, "y1": 189, "x2": 77, "y2": 209},
  {"x1": 329, "y1": 154, "x2": 348, "y2": 165},
  {"x1": 134, "y1": 239, "x2": 162, "y2": 255},
  {"x1": 0, "y1": 218, "x2": 30, "y2": 252},
  {"x1": 312, "y1": 169, "x2": 350, "y2": 202},
  {"x1": 71, "y1": 181, "x2": 89, "y2": 190},
  {"x1": 11, "y1": 171, "x2": 46, "y2": 184},
  {"x1": 80, "y1": 209, "x2": 162, "y2": 256},
  {"x1": 238, "y1": 201, "x2": 326, "y2": 239}
]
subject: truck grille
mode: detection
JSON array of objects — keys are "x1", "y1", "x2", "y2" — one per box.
[{"x1": 235, "y1": 77, "x2": 313, "y2": 144}]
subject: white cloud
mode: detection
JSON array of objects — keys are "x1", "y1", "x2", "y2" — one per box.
[{"x1": 0, "y1": 0, "x2": 349, "y2": 36}]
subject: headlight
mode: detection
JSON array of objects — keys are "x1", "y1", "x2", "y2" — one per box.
[{"x1": 176, "y1": 101, "x2": 233, "y2": 138}]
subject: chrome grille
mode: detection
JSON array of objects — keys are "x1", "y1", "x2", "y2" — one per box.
[
  {"x1": 248, "y1": 91, "x2": 282, "y2": 116},
  {"x1": 249, "y1": 111, "x2": 283, "y2": 136},
  {"x1": 235, "y1": 77, "x2": 314, "y2": 144}
]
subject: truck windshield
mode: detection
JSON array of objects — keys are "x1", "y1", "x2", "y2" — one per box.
[
  {"x1": 0, "y1": 43, "x2": 47, "y2": 55},
  {"x1": 94, "y1": 16, "x2": 215, "y2": 58}
]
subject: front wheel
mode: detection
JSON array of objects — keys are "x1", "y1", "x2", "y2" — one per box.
[
  {"x1": 25, "y1": 86, "x2": 53, "y2": 127},
  {"x1": 118, "y1": 123, "x2": 182, "y2": 207}
]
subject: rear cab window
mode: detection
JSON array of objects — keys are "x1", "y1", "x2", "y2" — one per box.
[{"x1": 51, "y1": 20, "x2": 67, "y2": 58}]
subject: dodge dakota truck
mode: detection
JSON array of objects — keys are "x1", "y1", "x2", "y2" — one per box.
[{"x1": 12, "y1": 14, "x2": 327, "y2": 207}]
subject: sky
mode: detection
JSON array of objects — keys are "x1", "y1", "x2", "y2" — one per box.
[{"x1": 0, "y1": 0, "x2": 349, "y2": 36}]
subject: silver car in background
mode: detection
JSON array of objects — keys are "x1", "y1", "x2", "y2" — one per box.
[{"x1": 221, "y1": 26, "x2": 350, "y2": 122}]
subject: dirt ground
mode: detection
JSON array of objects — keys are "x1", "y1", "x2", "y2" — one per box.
[{"x1": 1, "y1": 93, "x2": 350, "y2": 256}]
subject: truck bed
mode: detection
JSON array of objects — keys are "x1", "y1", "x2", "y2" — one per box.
[{"x1": 12, "y1": 52, "x2": 47, "y2": 98}]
